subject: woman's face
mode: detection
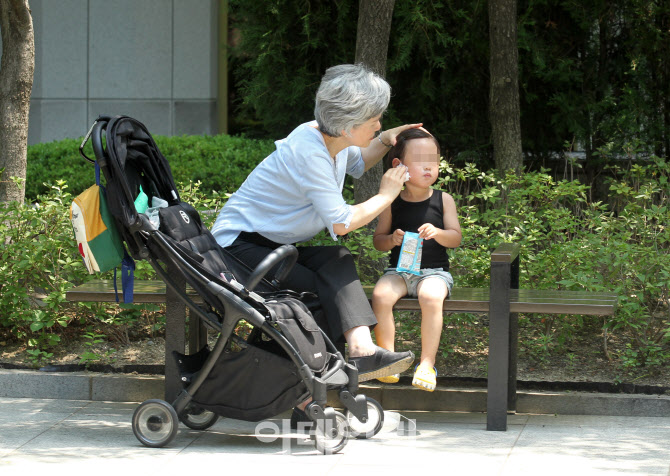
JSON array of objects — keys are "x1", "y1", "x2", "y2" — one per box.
[
  {"x1": 394, "y1": 138, "x2": 440, "y2": 187},
  {"x1": 347, "y1": 115, "x2": 382, "y2": 147}
]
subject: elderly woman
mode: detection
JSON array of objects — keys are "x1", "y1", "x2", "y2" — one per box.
[{"x1": 212, "y1": 64, "x2": 418, "y2": 382}]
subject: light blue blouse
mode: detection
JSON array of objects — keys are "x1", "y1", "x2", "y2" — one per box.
[{"x1": 211, "y1": 121, "x2": 365, "y2": 247}]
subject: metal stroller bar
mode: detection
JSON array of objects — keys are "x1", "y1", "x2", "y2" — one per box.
[
  {"x1": 147, "y1": 228, "x2": 365, "y2": 414},
  {"x1": 245, "y1": 244, "x2": 298, "y2": 292},
  {"x1": 147, "y1": 229, "x2": 322, "y2": 378}
]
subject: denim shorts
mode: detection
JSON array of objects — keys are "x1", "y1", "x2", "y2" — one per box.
[{"x1": 382, "y1": 268, "x2": 454, "y2": 298}]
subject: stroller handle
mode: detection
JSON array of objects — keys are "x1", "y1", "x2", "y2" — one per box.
[
  {"x1": 245, "y1": 244, "x2": 299, "y2": 292},
  {"x1": 79, "y1": 115, "x2": 113, "y2": 164}
]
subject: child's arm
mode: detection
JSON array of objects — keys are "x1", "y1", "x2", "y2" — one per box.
[
  {"x1": 373, "y1": 206, "x2": 405, "y2": 251},
  {"x1": 417, "y1": 192, "x2": 462, "y2": 248}
]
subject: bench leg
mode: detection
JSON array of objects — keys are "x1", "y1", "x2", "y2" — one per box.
[
  {"x1": 487, "y1": 261, "x2": 511, "y2": 431},
  {"x1": 508, "y1": 254, "x2": 520, "y2": 413},
  {"x1": 165, "y1": 272, "x2": 186, "y2": 403},
  {"x1": 188, "y1": 312, "x2": 207, "y2": 354},
  {"x1": 508, "y1": 311, "x2": 519, "y2": 413}
]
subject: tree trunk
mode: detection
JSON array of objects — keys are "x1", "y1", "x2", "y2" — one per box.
[
  {"x1": 353, "y1": 0, "x2": 394, "y2": 280},
  {"x1": 0, "y1": 0, "x2": 34, "y2": 205},
  {"x1": 585, "y1": 10, "x2": 610, "y2": 187},
  {"x1": 488, "y1": 0, "x2": 522, "y2": 175},
  {"x1": 353, "y1": 0, "x2": 394, "y2": 210}
]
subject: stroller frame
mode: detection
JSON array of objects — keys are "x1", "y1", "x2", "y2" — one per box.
[{"x1": 80, "y1": 115, "x2": 384, "y2": 454}]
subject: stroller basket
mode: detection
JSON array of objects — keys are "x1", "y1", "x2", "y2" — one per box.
[
  {"x1": 81, "y1": 115, "x2": 384, "y2": 454},
  {"x1": 174, "y1": 344, "x2": 305, "y2": 422}
]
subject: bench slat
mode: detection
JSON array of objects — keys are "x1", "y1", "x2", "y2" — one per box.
[
  {"x1": 363, "y1": 286, "x2": 617, "y2": 316},
  {"x1": 65, "y1": 279, "x2": 197, "y2": 303},
  {"x1": 66, "y1": 280, "x2": 616, "y2": 316}
]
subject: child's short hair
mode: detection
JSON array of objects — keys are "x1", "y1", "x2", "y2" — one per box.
[{"x1": 386, "y1": 129, "x2": 441, "y2": 168}]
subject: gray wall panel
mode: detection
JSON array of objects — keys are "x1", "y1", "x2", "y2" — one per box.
[
  {"x1": 174, "y1": 100, "x2": 216, "y2": 135},
  {"x1": 31, "y1": 0, "x2": 88, "y2": 99},
  {"x1": 89, "y1": 0, "x2": 172, "y2": 99},
  {"x1": 173, "y1": 0, "x2": 217, "y2": 99},
  {"x1": 89, "y1": 100, "x2": 171, "y2": 136},
  {"x1": 24, "y1": 0, "x2": 219, "y2": 143},
  {"x1": 28, "y1": 100, "x2": 87, "y2": 145}
]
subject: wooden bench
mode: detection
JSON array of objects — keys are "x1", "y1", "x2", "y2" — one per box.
[
  {"x1": 66, "y1": 243, "x2": 618, "y2": 431},
  {"x1": 365, "y1": 242, "x2": 617, "y2": 430}
]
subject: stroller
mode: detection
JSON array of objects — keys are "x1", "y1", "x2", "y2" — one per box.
[{"x1": 78, "y1": 115, "x2": 385, "y2": 454}]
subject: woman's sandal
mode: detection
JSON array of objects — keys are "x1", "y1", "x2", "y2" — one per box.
[
  {"x1": 377, "y1": 374, "x2": 400, "y2": 384},
  {"x1": 412, "y1": 365, "x2": 437, "y2": 392}
]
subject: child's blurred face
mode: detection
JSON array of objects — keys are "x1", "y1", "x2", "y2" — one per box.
[{"x1": 394, "y1": 138, "x2": 440, "y2": 187}]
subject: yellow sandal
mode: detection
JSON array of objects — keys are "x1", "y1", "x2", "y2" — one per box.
[
  {"x1": 377, "y1": 374, "x2": 400, "y2": 384},
  {"x1": 412, "y1": 365, "x2": 437, "y2": 392}
]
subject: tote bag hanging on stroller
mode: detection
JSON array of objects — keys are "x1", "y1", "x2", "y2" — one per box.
[{"x1": 70, "y1": 155, "x2": 134, "y2": 302}]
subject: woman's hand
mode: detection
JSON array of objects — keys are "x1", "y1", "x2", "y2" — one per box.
[
  {"x1": 361, "y1": 122, "x2": 424, "y2": 172},
  {"x1": 379, "y1": 123, "x2": 424, "y2": 147},
  {"x1": 379, "y1": 164, "x2": 409, "y2": 200}
]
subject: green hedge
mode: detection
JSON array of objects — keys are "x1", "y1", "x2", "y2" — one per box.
[{"x1": 26, "y1": 134, "x2": 275, "y2": 201}]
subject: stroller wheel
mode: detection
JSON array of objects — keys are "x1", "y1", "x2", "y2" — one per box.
[
  {"x1": 132, "y1": 399, "x2": 179, "y2": 448},
  {"x1": 346, "y1": 396, "x2": 384, "y2": 439},
  {"x1": 179, "y1": 404, "x2": 219, "y2": 431},
  {"x1": 312, "y1": 410, "x2": 349, "y2": 455}
]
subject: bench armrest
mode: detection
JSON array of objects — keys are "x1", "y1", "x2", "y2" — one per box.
[{"x1": 491, "y1": 243, "x2": 520, "y2": 263}]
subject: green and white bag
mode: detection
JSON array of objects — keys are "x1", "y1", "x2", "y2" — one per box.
[{"x1": 70, "y1": 166, "x2": 124, "y2": 273}]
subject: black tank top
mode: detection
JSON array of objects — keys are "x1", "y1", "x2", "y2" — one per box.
[{"x1": 389, "y1": 190, "x2": 450, "y2": 270}]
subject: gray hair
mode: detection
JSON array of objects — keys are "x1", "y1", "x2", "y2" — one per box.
[{"x1": 314, "y1": 64, "x2": 391, "y2": 137}]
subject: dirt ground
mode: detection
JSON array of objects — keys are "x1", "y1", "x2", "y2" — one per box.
[{"x1": 2, "y1": 315, "x2": 668, "y2": 393}]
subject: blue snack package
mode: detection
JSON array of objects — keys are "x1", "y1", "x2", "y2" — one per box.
[{"x1": 396, "y1": 231, "x2": 423, "y2": 275}]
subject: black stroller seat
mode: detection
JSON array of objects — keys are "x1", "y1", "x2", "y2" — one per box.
[{"x1": 79, "y1": 115, "x2": 385, "y2": 454}]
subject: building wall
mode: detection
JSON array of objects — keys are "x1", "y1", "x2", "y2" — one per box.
[{"x1": 26, "y1": 0, "x2": 218, "y2": 144}]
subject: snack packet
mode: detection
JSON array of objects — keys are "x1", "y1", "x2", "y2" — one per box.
[{"x1": 396, "y1": 231, "x2": 423, "y2": 275}]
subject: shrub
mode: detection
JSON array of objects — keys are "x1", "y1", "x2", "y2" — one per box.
[
  {"x1": 0, "y1": 179, "x2": 229, "y2": 363},
  {"x1": 438, "y1": 157, "x2": 670, "y2": 369},
  {"x1": 152, "y1": 135, "x2": 274, "y2": 197},
  {"x1": 0, "y1": 182, "x2": 88, "y2": 354}
]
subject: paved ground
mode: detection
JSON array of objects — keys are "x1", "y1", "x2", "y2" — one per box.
[
  {"x1": 1, "y1": 396, "x2": 669, "y2": 475},
  {"x1": 2, "y1": 369, "x2": 669, "y2": 417}
]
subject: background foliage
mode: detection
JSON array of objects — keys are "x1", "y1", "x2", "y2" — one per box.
[
  {"x1": 229, "y1": 0, "x2": 670, "y2": 176},
  {"x1": 228, "y1": 0, "x2": 356, "y2": 138}
]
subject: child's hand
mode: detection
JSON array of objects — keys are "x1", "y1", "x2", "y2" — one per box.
[
  {"x1": 391, "y1": 229, "x2": 405, "y2": 247},
  {"x1": 418, "y1": 223, "x2": 440, "y2": 240}
]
